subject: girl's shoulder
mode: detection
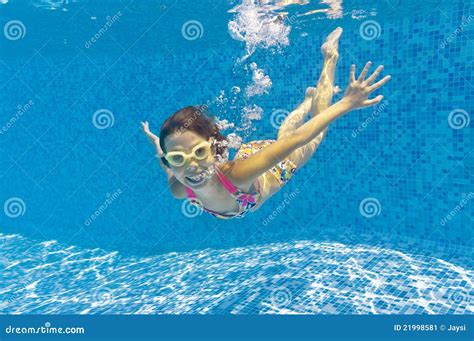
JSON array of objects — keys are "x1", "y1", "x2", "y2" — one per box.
[
  {"x1": 239, "y1": 139, "x2": 275, "y2": 148},
  {"x1": 218, "y1": 158, "x2": 255, "y2": 193},
  {"x1": 234, "y1": 139, "x2": 276, "y2": 160},
  {"x1": 216, "y1": 161, "x2": 256, "y2": 193},
  {"x1": 216, "y1": 139, "x2": 276, "y2": 190},
  {"x1": 216, "y1": 161, "x2": 234, "y2": 177}
]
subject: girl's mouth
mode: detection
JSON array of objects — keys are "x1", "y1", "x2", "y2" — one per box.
[{"x1": 185, "y1": 167, "x2": 215, "y2": 186}]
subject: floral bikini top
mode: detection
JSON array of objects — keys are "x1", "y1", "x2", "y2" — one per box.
[{"x1": 184, "y1": 165, "x2": 261, "y2": 219}]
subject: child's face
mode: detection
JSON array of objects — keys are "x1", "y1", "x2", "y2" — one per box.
[{"x1": 164, "y1": 131, "x2": 217, "y2": 189}]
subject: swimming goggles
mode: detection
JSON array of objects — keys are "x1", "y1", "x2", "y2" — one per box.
[{"x1": 164, "y1": 140, "x2": 213, "y2": 167}]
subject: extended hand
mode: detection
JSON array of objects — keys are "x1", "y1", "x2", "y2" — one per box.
[
  {"x1": 341, "y1": 61, "x2": 391, "y2": 109},
  {"x1": 141, "y1": 121, "x2": 164, "y2": 156}
]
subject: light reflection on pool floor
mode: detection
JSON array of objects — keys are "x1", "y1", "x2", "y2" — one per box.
[{"x1": 0, "y1": 234, "x2": 472, "y2": 314}]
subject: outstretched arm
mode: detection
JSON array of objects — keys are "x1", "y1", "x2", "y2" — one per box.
[
  {"x1": 141, "y1": 121, "x2": 187, "y2": 199},
  {"x1": 228, "y1": 62, "x2": 391, "y2": 185}
]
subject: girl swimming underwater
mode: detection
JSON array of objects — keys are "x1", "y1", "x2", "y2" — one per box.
[{"x1": 141, "y1": 27, "x2": 390, "y2": 219}]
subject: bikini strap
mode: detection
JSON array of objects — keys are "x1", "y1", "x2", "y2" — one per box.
[
  {"x1": 184, "y1": 165, "x2": 240, "y2": 200},
  {"x1": 185, "y1": 187, "x2": 197, "y2": 198},
  {"x1": 214, "y1": 166, "x2": 239, "y2": 195}
]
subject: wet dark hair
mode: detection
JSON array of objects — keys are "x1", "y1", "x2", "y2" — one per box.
[{"x1": 159, "y1": 105, "x2": 228, "y2": 167}]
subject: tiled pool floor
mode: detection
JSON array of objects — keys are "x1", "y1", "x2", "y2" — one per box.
[{"x1": 1, "y1": 234, "x2": 472, "y2": 314}]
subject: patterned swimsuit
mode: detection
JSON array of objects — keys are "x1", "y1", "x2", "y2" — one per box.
[{"x1": 235, "y1": 140, "x2": 298, "y2": 185}]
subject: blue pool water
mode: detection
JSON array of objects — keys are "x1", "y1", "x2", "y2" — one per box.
[{"x1": 0, "y1": 0, "x2": 473, "y2": 314}]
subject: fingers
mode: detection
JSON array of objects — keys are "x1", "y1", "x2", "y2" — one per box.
[
  {"x1": 142, "y1": 121, "x2": 151, "y2": 132},
  {"x1": 363, "y1": 95, "x2": 383, "y2": 107},
  {"x1": 368, "y1": 75, "x2": 391, "y2": 92},
  {"x1": 358, "y1": 61, "x2": 372, "y2": 81},
  {"x1": 349, "y1": 64, "x2": 356, "y2": 83},
  {"x1": 366, "y1": 65, "x2": 383, "y2": 84}
]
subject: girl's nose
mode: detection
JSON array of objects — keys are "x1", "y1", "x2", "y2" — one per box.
[{"x1": 187, "y1": 159, "x2": 200, "y2": 170}]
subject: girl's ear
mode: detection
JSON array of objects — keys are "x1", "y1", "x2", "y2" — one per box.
[
  {"x1": 160, "y1": 156, "x2": 170, "y2": 168},
  {"x1": 210, "y1": 141, "x2": 216, "y2": 153},
  {"x1": 209, "y1": 138, "x2": 219, "y2": 156},
  {"x1": 208, "y1": 137, "x2": 217, "y2": 149}
]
